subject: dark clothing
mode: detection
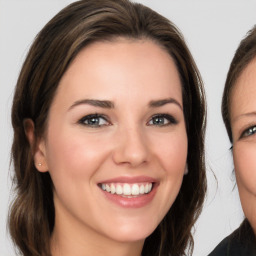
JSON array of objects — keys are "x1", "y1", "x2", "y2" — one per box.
[{"x1": 208, "y1": 220, "x2": 256, "y2": 256}]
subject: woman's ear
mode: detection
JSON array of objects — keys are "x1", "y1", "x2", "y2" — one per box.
[{"x1": 23, "y1": 118, "x2": 49, "y2": 173}]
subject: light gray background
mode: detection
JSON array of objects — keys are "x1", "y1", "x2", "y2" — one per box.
[{"x1": 1, "y1": 0, "x2": 256, "y2": 255}]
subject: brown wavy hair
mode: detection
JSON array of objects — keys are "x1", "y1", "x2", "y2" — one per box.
[{"x1": 9, "y1": 1, "x2": 206, "y2": 255}]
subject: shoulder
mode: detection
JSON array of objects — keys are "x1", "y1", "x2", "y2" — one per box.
[
  {"x1": 208, "y1": 220, "x2": 256, "y2": 256},
  {"x1": 208, "y1": 235, "x2": 229, "y2": 256}
]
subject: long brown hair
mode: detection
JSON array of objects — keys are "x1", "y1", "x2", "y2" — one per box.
[{"x1": 9, "y1": 1, "x2": 206, "y2": 255}]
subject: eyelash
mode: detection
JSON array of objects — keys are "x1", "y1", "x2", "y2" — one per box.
[
  {"x1": 78, "y1": 114, "x2": 110, "y2": 127},
  {"x1": 240, "y1": 125, "x2": 256, "y2": 138},
  {"x1": 147, "y1": 114, "x2": 177, "y2": 127},
  {"x1": 78, "y1": 113, "x2": 177, "y2": 128}
]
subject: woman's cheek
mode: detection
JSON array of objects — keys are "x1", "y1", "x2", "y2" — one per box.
[{"x1": 234, "y1": 143, "x2": 256, "y2": 196}]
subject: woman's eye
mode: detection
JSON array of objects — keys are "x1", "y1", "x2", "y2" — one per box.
[
  {"x1": 147, "y1": 114, "x2": 177, "y2": 126},
  {"x1": 79, "y1": 114, "x2": 110, "y2": 127},
  {"x1": 241, "y1": 125, "x2": 256, "y2": 138}
]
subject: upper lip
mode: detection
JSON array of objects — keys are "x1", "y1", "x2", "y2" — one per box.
[{"x1": 98, "y1": 175, "x2": 158, "y2": 184}]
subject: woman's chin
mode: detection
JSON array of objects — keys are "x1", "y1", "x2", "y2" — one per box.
[{"x1": 104, "y1": 226, "x2": 155, "y2": 244}]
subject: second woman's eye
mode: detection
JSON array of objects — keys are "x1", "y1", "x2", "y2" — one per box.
[
  {"x1": 79, "y1": 114, "x2": 110, "y2": 127},
  {"x1": 147, "y1": 114, "x2": 177, "y2": 126},
  {"x1": 240, "y1": 125, "x2": 256, "y2": 138}
]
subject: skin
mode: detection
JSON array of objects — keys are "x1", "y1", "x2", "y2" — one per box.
[
  {"x1": 26, "y1": 38, "x2": 188, "y2": 256},
  {"x1": 230, "y1": 57, "x2": 256, "y2": 235}
]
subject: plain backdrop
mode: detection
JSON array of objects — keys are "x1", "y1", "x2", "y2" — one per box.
[{"x1": 1, "y1": 0, "x2": 256, "y2": 255}]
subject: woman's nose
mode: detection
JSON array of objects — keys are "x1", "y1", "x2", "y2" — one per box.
[{"x1": 112, "y1": 126, "x2": 150, "y2": 168}]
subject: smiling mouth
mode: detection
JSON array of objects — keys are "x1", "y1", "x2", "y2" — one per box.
[{"x1": 99, "y1": 182, "x2": 154, "y2": 196}]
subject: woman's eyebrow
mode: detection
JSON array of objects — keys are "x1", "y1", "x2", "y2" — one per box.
[
  {"x1": 68, "y1": 99, "x2": 114, "y2": 110},
  {"x1": 149, "y1": 98, "x2": 183, "y2": 110},
  {"x1": 233, "y1": 111, "x2": 256, "y2": 123},
  {"x1": 68, "y1": 98, "x2": 182, "y2": 110}
]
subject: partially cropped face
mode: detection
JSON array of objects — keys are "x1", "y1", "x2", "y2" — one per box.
[
  {"x1": 230, "y1": 57, "x2": 256, "y2": 234},
  {"x1": 36, "y1": 39, "x2": 187, "y2": 247}
]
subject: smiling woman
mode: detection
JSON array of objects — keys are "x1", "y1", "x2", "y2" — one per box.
[
  {"x1": 9, "y1": 1, "x2": 206, "y2": 256},
  {"x1": 209, "y1": 26, "x2": 256, "y2": 256}
]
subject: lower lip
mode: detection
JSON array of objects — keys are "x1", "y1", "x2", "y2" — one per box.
[{"x1": 100, "y1": 185, "x2": 158, "y2": 208}]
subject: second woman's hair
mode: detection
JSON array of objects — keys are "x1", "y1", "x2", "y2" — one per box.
[{"x1": 222, "y1": 25, "x2": 256, "y2": 142}]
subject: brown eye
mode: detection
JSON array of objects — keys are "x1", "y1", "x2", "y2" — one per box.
[{"x1": 241, "y1": 125, "x2": 256, "y2": 138}]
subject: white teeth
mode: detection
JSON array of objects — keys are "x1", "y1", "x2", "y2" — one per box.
[
  {"x1": 116, "y1": 185, "x2": 123, "y2": 195},
  {"x1": 106, "y1": 184, "x2": 111, "y2": 192},
  {"x1": 131, "y1": 184, "x2": 140, "y2": 195},
  {"x1": 110, "y1": 184, "x2": 116, "y2": 194},
  {"x1": 100, "y1": 182, "x2": 153, "y2": 196},
  {"x1": 145, "y1": 183, "x2": 149, "y2": 193},
  {"x1": 139, "y1": 185, "x2": 145, "y2": 194},
  {"x1": 123, "y1": 184, "x2": 131, "y2": 195}
]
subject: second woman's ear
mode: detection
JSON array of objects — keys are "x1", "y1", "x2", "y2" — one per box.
[{"x1": 23, "y1": 118, "x2": 49, "y2": 173}]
